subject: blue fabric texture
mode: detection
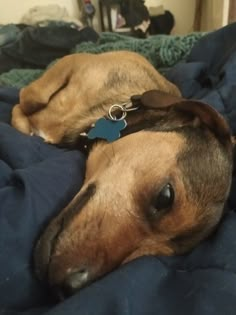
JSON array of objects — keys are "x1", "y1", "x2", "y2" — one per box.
[
  {"x1": 0, "y1": 87, "x2": 86, "y2": 311},
  {"x1": 0, "y1": 24, "x2": 21, "y2": 47},
  {"x1": 166, "y1": 22, "x2": 236, "y2": 134},
  {"x1": 2, "y1": 23, "x2": 236, "y2": 315}
]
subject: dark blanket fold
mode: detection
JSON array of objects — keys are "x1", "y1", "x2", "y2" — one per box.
[
  {"x1": 0, "y1": 88, "x2": 86, "y2": 310},
  {"x1": 2, "y1": 23, "x2": 236, "y2": 315},
  {"x1": 166, "y1": 22, "x2": 236, "y2": 134},
  {"x1": 0, "y1": 23, "x2": 99, "y2": 74}
]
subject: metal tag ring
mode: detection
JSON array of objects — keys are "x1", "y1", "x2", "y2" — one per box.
[{"x1": 108, "y1": 104, "x2": 127, "y2": 121}]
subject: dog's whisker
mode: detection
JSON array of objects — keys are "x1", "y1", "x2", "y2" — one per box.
[
  {"x1": 125, "y1": 208, "x2": 143, "y2": 221},
  {"x1": 101, "y1": 149, "x2": 113, "y2": 165},
  {"x1": 111, "y1": 143, "x2": 116, "y2": 159},
  {"x1": 98, "y1": 208, "x2": 107, "y2": 230}
]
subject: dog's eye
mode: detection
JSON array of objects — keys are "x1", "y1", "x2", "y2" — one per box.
[{"x1": 150, "y1": 184, "x2": 175, "y2": 217}]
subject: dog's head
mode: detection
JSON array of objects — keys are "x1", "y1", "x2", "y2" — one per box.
[{"x1": 34, "y1": 91, "x2": 233, "y2": 298}]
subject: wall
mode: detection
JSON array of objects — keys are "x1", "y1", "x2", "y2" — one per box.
[
  {"x1": 0, "y1": 0, "x2": 80, "y2": 24},
  {"x1": 200, "y1": 0, "x2": 229, "y2": 31}
]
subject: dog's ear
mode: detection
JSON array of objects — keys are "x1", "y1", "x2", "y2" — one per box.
[
  {"x1": 139, "y1": 90, "x2": 232, "y2": 150},
  {"x1": 140, "y1": 90, "x2": 183, "y2": 108}
]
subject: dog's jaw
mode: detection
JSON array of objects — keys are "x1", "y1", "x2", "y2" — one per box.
[{"x1": 34, "y1": 131, "x2": 186, "y2": 291}]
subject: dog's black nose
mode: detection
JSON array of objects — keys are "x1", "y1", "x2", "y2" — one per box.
[
  {"x1": 54, "y1": 268, "x2": 90, "y2": 299},
  {"x1": 62, "y1": 268, "x2": 89, "y2": 296}
]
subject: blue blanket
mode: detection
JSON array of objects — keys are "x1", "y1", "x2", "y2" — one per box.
[{"x1": 1, "y1": 23, "x2": 236, "y2": 315}]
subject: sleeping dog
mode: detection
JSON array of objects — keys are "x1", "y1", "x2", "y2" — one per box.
[{"x1": 11, "y1": 51, "x2": 233, "y2": 297}]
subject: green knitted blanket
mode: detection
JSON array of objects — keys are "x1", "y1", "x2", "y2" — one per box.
[{"x1": 0, "y1": 31, "x2": 206, "y2": 89}]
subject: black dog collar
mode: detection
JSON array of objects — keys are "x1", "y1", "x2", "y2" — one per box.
[{"x1": 77, "y1": 95, "x2": 143, "y2": 153}]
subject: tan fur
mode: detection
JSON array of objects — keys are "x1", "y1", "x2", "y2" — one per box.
[
  {"x1": 11, "y1": 51, "x2": 180, "y2": 144},
  {"x1": 47, "y1": 132, "x2": 185, "y2": 285},
  {"x1": 42, "y1": 128, "x2": 232, "y2": 290}
]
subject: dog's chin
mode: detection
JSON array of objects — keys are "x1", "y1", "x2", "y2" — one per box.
[
  {"x1": 34, "y1": 238, "x2": 52, "y2": 283},
  {"x1": 34, "y1": 213, "x2": 64, "y2": 284}
]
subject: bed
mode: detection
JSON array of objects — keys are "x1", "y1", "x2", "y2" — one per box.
[{"x1": 1, "y1": 21, "x2": 236, "y2": 315}]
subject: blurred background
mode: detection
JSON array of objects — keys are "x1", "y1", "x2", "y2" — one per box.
[
  {"x1": 0, "y1": 0, "x2": 234, "y2": 36},
  {"x1": 0, "y1": 0, "x2": 235, "y2": 88}
]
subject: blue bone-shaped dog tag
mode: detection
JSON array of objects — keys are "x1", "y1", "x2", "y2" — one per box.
[{"x1": 88, "y1": 118, "x2": 127, "y2": 142}]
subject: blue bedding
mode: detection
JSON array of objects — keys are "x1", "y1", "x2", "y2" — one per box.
[{"x1": 1, "y1": 23, "x2": 236, "y2": 315}]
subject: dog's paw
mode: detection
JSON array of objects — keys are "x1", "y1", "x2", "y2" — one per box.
[
  {"x1": 11, "y1": 104, "x2": 33, "y2": 135},
  {"x1": 31, "y1": 129, "x2": 56, "y2": 144}
]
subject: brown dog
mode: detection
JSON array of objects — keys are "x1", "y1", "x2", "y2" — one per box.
[
  {"x1": 11, "y1": 51, "x2": 233, "y2": 297},
  {"x1": 11, "y1": 51, "x2": 180, "y2": 145}
]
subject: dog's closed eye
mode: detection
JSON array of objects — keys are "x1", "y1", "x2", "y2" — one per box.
[{"x1": 148, "y1": 183, "x2": 175, "y2": 218}]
